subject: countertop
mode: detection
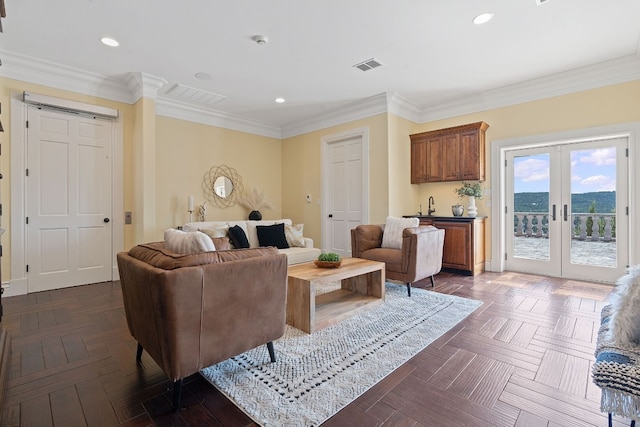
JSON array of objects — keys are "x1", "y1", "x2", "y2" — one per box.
[{"x1": 403, "y1": 215, "x2": 487, "y2": 221}]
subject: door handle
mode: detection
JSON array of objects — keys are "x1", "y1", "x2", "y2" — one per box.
[
  {"x1": 328, "y1": 214, "x2": 333, "y2": 218},
  {"x1": 563, "y1": 205, "x2": 568, "y2": 221},
  {"x1": 104, "y1": 218, "x2": 110, "y2": 223},
  {"x1": 551, "y1": 205, "x2": 556, "y2": 221}
]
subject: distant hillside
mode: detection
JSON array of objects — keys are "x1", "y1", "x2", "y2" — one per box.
[{"x1": 514, "y1": 191, "x2": 615, "y2": 213}]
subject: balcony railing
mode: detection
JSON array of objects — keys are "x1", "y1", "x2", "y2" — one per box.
[{"x1": 513, "y1": 212, "x2": 616, "y2": 242}]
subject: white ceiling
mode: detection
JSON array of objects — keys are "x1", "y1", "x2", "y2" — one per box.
[{"x1": 1, "y1": 0, "x2": 639, "y2": 137}]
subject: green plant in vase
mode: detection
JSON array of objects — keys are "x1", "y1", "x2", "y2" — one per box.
[{"x1": 454, "y1": 182, "x2": 483, "y2": 217}]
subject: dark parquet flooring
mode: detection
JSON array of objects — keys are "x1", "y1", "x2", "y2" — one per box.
[{"x1": 0, "y1": 271, "x2": 627, "y2": 426}]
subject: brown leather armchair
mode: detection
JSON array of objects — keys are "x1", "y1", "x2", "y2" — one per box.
[
  {"x1": 351, "y1": 224, "x2": 445, "y2": 296},
  {"x1": 117, "y1": 242, "x2": 288, "y2": 410}
]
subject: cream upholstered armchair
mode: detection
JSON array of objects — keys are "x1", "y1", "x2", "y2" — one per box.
[{"x1": 351, "y1": 222, "x2": 445, "y2": 296}]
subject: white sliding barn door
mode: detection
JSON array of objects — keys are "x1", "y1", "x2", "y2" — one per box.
[{"x1": 26, "y1": 106, "x2": 113, "y2": 292}]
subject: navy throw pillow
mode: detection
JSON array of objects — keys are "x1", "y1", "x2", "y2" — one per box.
[
  {"x1": 257, "y1": 223, "x2": 290, "y2": 249},
  {"x1": 228, "y1": 225, "x2": 250, "y2": 249}
]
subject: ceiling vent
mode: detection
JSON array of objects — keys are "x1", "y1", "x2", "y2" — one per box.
[
  {"x1": 353, "y1": 58, "x2": 383, "y2": 72},
  {"x1": 164, "y1": 84, "x2": 227, "y2": 106}
]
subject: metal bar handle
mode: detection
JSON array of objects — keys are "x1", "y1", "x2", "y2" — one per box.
[
  {"x1": 563, "y1": 204, "x2": 568, "y2": 221},
  {"x1": 552, "y1": 205, "x2": 556, "y2": 221}
]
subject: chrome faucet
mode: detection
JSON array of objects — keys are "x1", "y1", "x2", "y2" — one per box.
[{"x1": 428, "y1": 196, "x2": 436, "y2": 216}]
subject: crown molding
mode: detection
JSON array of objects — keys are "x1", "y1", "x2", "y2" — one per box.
[
  {"x1": 125, "y1": 72, "x2": 168, "y2": 101},
  {"x1": 281, "y1": 93, "x2": 390, "y2": 139},
  {"x1": 281, "y1": 92, "x2": 422, "y2": 138},
  {"x1": 156, "y1": 97, "x2": 282, "y2": 139},
  {"x1": 0, "y1": 50, "x2": 281, "y2": 137},
  {"x1": 419, "y1": 53, "x2": 640, "y2": 122},
  {"x1": 0, "y1": 50, "x2": 133, "y2": 103},
  {"x1": 387, "y1": 92, "x2": 422, "y2": 123},
  {"x1": 1, "y1": 49, "x2": 638, "y2": 139}
]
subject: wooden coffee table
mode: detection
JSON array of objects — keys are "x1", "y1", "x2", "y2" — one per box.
[{"x1": 286, "y1": 258, "x2": 385, "y2": 333}]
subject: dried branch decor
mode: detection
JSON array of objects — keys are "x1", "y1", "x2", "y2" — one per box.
[{"x1": 238, "y1": 187, "x2": 274, "y2": 212}]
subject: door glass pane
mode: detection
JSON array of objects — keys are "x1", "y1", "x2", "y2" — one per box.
[
  {"x1": 569, "y1": 147, "x2": 617, "y2": 267},
  {"x1": 513, "y1": 154, "x2": 550, "y2": 260}
]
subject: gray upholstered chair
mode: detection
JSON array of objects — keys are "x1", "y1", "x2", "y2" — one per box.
[{"x1": 351, "y1": 224, "x2": 444, "y2": 296}]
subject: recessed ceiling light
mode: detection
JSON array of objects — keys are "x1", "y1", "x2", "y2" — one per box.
[
  {"x1": 100, "y1": 37, "x2": 119, "y2": 47},
  {"x1": 472, "y1": 12, "x2": 493, "y2": 25},
  {"x1": 275, "y1": 98, "x2": 286, "y2": 103},
  {"x1": 195, "y1": 72, "x2": 212, "y2": 80},
  {"x1": 253, "y1": 35, "x2": 269, "y2": 45}
]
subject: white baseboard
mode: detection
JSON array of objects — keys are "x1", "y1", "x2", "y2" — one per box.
[
  {"x1": 2, "y1": 279, "x2": 28, "y2": 297},
  {"x1": 484, "y1": 259, "x2": 498, "y2": 273}
]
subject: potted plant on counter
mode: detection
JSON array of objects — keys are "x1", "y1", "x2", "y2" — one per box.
[{"x1": 454, "y1": 182, "x2": 483, "y2": 218}]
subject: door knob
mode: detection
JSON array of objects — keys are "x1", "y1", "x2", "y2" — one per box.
[
  {"x1": 328, "y1": 214, "x2": 333, "y2": 218},
  {"x1": 104, "y1": 218, "x2": 110, "y2": 223}
]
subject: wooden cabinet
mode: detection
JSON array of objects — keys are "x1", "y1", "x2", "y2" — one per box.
[
  {"x1": 417, "y1": 216, "x2": 485, "y2": 276},
  {"x1": 410, "y1": 122, "x2": 489, "y2": 183},
  {"x1": 410, "y1": 138, "x2": 427, "y2": 183}
]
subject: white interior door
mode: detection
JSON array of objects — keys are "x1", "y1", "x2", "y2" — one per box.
[
  {"x1": 506, "y1": 138, "x2": 628, "y2": 283},
  {"x1": 324, "y1": 134, "x2": 365, "y2": 258},
  {"x1": 26, "y1": 106, "x2": 113, "y2": 292}
]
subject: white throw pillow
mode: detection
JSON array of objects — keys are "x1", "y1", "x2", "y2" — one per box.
[
  {"x1": 607, "y1": 264, "x2": 640, "y2": 345},
  {"x1": 198, "y1": 226, "x2": 229, "y2": 239},
  {"x1": 164, "y1": 229, "x2": 216, "y2": 254},
  {"x1": 285, "y1": 224, "x2": 305, "y2": 247},
  {"x1": 381, "y1": 217, "x2": 419, "y2": 249}
]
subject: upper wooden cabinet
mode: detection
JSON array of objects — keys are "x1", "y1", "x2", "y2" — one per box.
[
  {"x1": 410, "y1": 121, "x2": 489, "y2": 183},
  {"x1": 410, "y1": 137, "x2": 428, "y2": 183}
]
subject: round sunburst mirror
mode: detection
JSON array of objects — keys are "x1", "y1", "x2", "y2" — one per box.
[{"x1": 202, "y1": 165, "x2": 243, "y2": 208}]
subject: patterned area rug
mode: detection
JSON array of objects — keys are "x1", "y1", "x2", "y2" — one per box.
[{"x1": 200, "y1": 283, "x2": 482, "y2": 426}]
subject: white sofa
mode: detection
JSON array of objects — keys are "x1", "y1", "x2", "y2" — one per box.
[{"x1": 182, "y1": 219, "x2": 321, "y2": 265}]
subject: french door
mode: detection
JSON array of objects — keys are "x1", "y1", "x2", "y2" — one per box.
[{"x1": 505, "y1": 138, "x2": 628, "y2": 283}]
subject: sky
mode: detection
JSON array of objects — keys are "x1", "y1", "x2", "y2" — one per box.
[{"x1": 513, "y1": 147, "x2": 617, "y2": 194}]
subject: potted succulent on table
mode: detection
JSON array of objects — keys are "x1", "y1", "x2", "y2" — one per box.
[
  {"x1": 315, "y1": 252, "x2": 342, "y2": 268},
  {"x1": 454, "y1": 182, "x2": 483, "y2": 218}
]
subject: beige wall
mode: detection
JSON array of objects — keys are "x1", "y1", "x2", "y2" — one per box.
[
  {"x1": 1, "y1": 75, "x2": 638, "y2": 287},
  {"x1": 388, "y1": 114, "x2": 421, "y2": 217},
  {"x1": 281, "y1": 114, "x2": 389, "y2": 248},
  {"x1": 155, "y1": 116, "x2": 282, "y2": 234}
]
